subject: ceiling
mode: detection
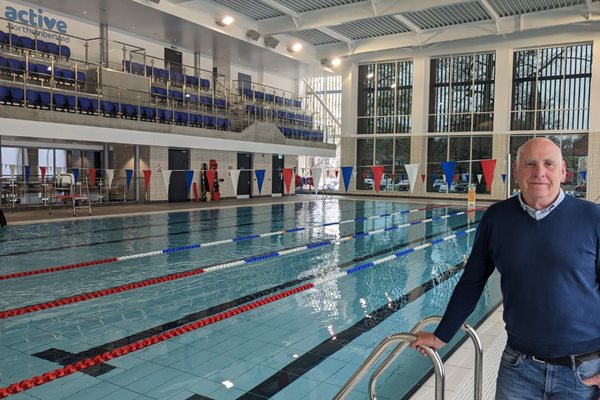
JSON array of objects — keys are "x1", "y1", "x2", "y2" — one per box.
[{"x1": 28, "y1": 0, "x2": 600, "y2": 77}]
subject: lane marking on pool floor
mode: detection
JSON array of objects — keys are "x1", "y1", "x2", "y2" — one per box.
[
  {"x1": 0, "y1": 224, "x2": 478, "y2": 398},
  {"x1": 0, "y1": 205, "x2": 450, "y2": 280},
  {"x1": 0, "y1": 208, "x2": 484, "y2": 320}
]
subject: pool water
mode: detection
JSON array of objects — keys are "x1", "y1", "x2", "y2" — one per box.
[{"x1": 0, "y1": 199, "x2": 501, "y2": 400}]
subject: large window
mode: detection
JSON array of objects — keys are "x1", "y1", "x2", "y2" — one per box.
[
  {"x1": 511, "y1": 44, "x2": 592, "y2": 130},
  {"x1": 426, "y1": 135, "x2": 493, "y2": 194},
  {"x1": 429, "y1": 53, "x2": 495, "y2": 132},
  {"x1": 357, "y1": 60, "x2": 413, "y2": 134},
  {"x1": 356, "y1": 137, "x2": 410, "y2": 191}
]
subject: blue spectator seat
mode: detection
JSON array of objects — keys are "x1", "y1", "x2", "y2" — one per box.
[
  {"x1": 242, "y1": 88, "x2": 253, "y2": 99},
  {"x1": 200, "y1": 78, "x2": 210, "y2": 89},
  {"x1": 60, "y1": 69, "x2": 75, "y2": 84},
  {"x1": 186, "y1": 75, "x2": 199, "y2": 87},
  {"x1": 255, "y1": 91, "x2": 264, "y2": 101},
  {"x1": 141, "y1": 106, "x2": 156, "y2": 121},
  {"x1": 293, "y1": 99, "x2": 302, "y2": 108},
  {"x1": 265, "y1": 93, "x2": 274, "y2": 103},
  {"x1": 38, "y1": 91, "x2": 51, "y2": 109},
  {"x1": 66, "y1": 95, "x2": 76, "y2": 111},
  {"x1": 46, "y1": 42, "x2": 59, "y2": 57},
  {"x1": 275, "y1": 96, "x2": 283, "y2": 105},
  {"x1": 35, "y1": 40, "x2": 48, "y2": 54},
  {"x1": 277, "y1": 110, "x2": 286, "y2": 120},
  {"x1": 10, "y1": 87, "x2": 24, "y2": 104},
  {"x1": 60, "y1": 45, "x2": 71, "y2": 60},
  {"x1": 145, "y1": 65, "x2": 153, "y2": 77},
  {"x1": 200, "y1": 96, "x2": 213, "y2": 108},
  {"x1": 79, "y1": 97, "x2": 98, "y2": 114},
  {"x1": 214, "y1": 98, "x2": 227, "y2": 109},
  {"x1": 203, "y1": 115, "x2": 215, "y2": 128},
  {"x1": 123, "y1": 60, "x2": 131, "y2": 73},
  {"x1": 285, "y1": 98, "x2": 292, "y2": 107},
  {"x1": 169, "y1": 89, "x2": 183, "y2": 102},
  {"x1": 246, "y1": 104, "x2": 255, "y2": 114},
  {"x1": 101, "y1": 100, "x2": 117, "y2": 116},
  {"x1": 157, "y1": 108, "x2": 172, "y2": 123},
  {"x1": 175, "y1": 111, "x2": 189, "y2": 125},
  {"x1": 25, "y1": 89, "x2": 39, "y2": 107},
  {"x1": 131, "y1": 62, "x2": 144, "y2": 75},
  {"x1": 53, "y1": 93, "x2": 67, "y2": 110},
  {"x1": 190, "y1": 114, "x2": 203, "y2": 127},
  {"x1": 151, "y1": 86, "x2": 167, "y2": 100},
  {"x1": 217, "y1": 117, "x2": 230, "y2": 130},
  {"x1": 0, "y1": 31, "x2": 6, "y2": 45},
  {"x1": 20, "y1": 36, "x2": 34, "y2": 51},
  {"x1": 9, "y1": 34, "x2": 21, "y2": 48},
  {"x1": 186, "y1": 93, "x2": 199, "y2": 104},
  {"x1": 120, "y1": 103, "x2": 138, "y2": 119},
  {"x1": 170, "y1": 70, "x2": 183, "y2": 84},
  {"x1": 34, "y1": 63, "x2": 52, "y2": 79},
  {"x1": 0, "y1": 86, "x2": 10, "y2": 103},
  {"x1": 52, "y1": 67, "x2": 62, "y2": 80},
  {"x1": 76, "y1": 71, "x2": 86, "y2": 87},
  {"x1": 6, "y1": 59, "x2": 24, "y2": 75}
]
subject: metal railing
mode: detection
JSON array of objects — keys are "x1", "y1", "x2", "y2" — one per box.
[{"x1": 334, "y1": 315, "x2": 483, "y2": 400}]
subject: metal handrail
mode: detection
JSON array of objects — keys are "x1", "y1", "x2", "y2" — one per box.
[
  {"x1": 333, "y1": 315, "x2": 483, "y2": 400},
  {"x1": 334, "y1": 332, "x2": 445, "y2": 400}
]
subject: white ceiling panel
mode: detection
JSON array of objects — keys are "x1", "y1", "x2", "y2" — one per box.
[
  {"x1": 488, "y1": 0, "x2": 585, "y2": 17},
  {"x1": 402, "y1": 1, "x2": 492, "y2": 30},
  {"x1": 328, "y1": 15, "x2": 410, "y2": 40}
]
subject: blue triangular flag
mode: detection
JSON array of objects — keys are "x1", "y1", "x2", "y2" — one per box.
[
  {"x1": 341, "y1": 166, "x2": 353, "y2": 193},
  {"x1": 24, "y1": 165, "x2": 30, "y2": 184},
  {"x1": 441, "y1": 161, "x2": 455, "y2": 189},
  {"x1": 464, "y1": 173, "x2": 469, "y2": 183},
  {"x1": 185, "y1": 170, "x2": 194, "y2": 193},
  {"x1": 255, "y1": 169, "x2": 265, "y2": 194},
  {"x1": 501, "y1": 173, "x2": 507, "y2": 183},
  {"x1": 581, "y1": 170, "x2": 587, "y2": 181},
  {"x1": 125, "y1": 169, "x2": 133, "y2": 189},
  {"x1": 72, "y1": 168, "x2": 79, "y2": 184}
]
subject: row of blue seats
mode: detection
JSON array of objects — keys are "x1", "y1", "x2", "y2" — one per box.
[
  {"x1": 279, "y1": 126, "x2": 324, "y2": 142},
  {"x1": 241, "y1": 87, "x2": 302, "y2": 108},
  {"x1": 151, "y1": 86, "x2": 227, "y2": 109},
  {"x1": 0, "y1": 31, "x2": 71, "y2": 59},
  {"x1": 0, "y1": 85, "x2": 230, "y2": 130},
  {"x1": 246, "y1": 104, "x2": 313, "y2": 124},
  {"x1": 0, "y1": 56, "x2": 86, "y2": 85},
  {"x1": 124, "y1": 60, "x2": 210, "y2": 88}
]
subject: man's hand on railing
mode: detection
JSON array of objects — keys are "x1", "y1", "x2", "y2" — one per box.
[{"x1": 409, "y1": 331, "x2": 446, "y2": 356}]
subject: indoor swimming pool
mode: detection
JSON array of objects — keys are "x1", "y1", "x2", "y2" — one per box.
[{"x1": 0, "y1": 199, "x2": 501, "y2": 400}]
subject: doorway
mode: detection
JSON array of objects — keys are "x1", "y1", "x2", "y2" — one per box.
[
  {"x1": 168, "y1": 148, "x2": 189, "y2": 202},
  {"x1": 237, "y1": 153, "x2": 252, "y2": 198},
  {"x1": 272, "y1": 154, "x2": 284, "y2": 197}
]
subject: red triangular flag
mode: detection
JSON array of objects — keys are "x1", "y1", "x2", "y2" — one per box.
[
  {"x1": 371, "y1": 165, "x2": 384, "y2": 193},
  {"x1": 206, "y1": 170, "x2": 216, "y2": 193},
  {"x1": 39, "y1": 166, "x2": 46, "y2": 183},
  {"x1": 480, "y1": 159, "x2": 497, "y2": 192},
  {"x1": 282, "y1": 168, "x2": 293, "y2": 194},
  {"x1": 143, "y1": 170, "x2": 152, "y2": 192},
  {"x1": 88, "y1": 168, "x2": 96, "y2": 186},
  {"x1": 421, "y1": 174, "x2": 426, "y2": 183}
]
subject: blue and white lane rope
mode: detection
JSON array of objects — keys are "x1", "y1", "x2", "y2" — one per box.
[
  {"x1": 313, "y1": 226, "x2": 478, "y2": 285},
  {"x1": 120, "y1": 205, "x2": 450, "y2": 261},
  {"x1": 201, "y1": 208, "x2": 483, "y2": 273}
]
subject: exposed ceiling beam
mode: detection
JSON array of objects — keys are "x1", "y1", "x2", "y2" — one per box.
[
  {"x1": 479, "y1": 0, "x2": 500, "y2": 22},
  {"x1": 393, "y1": 14, "x2": 421, "y2": 34},
  {"x1": 316, "y1": 26, "x2": 355, "y2": 51},
  {"x1": 317, "y1": 9, "x2": 600, "y2": 59},
  {"x1": 257, "y1": 0, "x2": 467, "y2": 35}
]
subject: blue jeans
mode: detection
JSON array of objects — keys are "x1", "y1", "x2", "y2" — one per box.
[{"x1": 496, "y1": 345, "x2": 600, "y2": 399}]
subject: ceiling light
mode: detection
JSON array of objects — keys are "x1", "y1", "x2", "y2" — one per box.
[
  {"x1": 222, "y1": 380, "x2": 234, "y2": 389},
  {"x1": 287, "y1": 42, "x2": 302, "y2": 53},
  {"x1": 321, "y1": 57, "x2": 342, "y2": 70},
  {"x1": 216, "y1": 15, "x2": 234, "y2": 27},
  {"x1": 330, "y1": 57, "x2": 341, "y2": 67}
]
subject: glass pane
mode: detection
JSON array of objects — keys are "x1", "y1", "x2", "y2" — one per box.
[
  {"x1": 376, "y1": 63, "x2": 396, "y2": 116},
  {"x1": 357, "y1": 117, "x2": 374, "y2": 134},
  {"x1": 426, "y1": 136, "x2": 447, "y2": 192},
  {"x1": 375, "y1": 138, "x2": 394, "y2": 191},
  {"x1": 356, "y1": 138, "x2": 374, "y2": 190},
  {"x1": 358, "y1": 64, "x2": 375, "y2": 117},
  {"x1": 471, "y1": 136, "x2": 493, "y2": 193}
]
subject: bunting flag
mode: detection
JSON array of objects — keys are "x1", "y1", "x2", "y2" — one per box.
[
  {"x1": 441, "y1": 162, "x2": 456, "y2": 190},
  {"x1": 282, "y1": 168, "x2": 293, "y2": 194},
  {"x1": 125, "y1": 169, "x2": 133, "y2": 190},
  {"x1": 421, "y1": 174, "x2": 426, "y2": 183},
  {"x1": 72, "y1": 168, "x2": 79, "y2": 185},
  {"x1": 310, "y1": 167, "x2": 322, "y2": 195},
  {"x1": 581, "y1": 170, "x2": 587, "y2": 181},
  {"x1": 501, "y1": 173, "x2": 507, "y2": 183},
  {"x1": 230, "y1": 169, "x2": 241, "y2": 196},
  {"x1": 105, "y1": 169, "x2": 114, "y2": 189},
  {"x1": 89, "y1": 168, "x2": 96, "y2": 186},
  {"x1": 335, "y1": 169, "x2": 339, "y2": 178},
  {"x1": 480, "y1": 159, "x2": 497, "y2": 192},
  {"x1": 255, "y1": 169, "x2": 265, "y2": 194},
  {"x1": 405, "y1": 164, "x2": 419, "y2": 193},
  {"x1": 477, "y1": 174, "x2": 482, "y2": 184},
  {"x1": 206, "y1": 170, "x2": 215, "y2": 193},
  {"x1": 185, "y1": 170, "x2": 194, "y2": 193},
  {"x1": 341, "y1": 166, "x2": 353, "y2": 193},
  {"x1": 161, "y1": 170, "x2": 172, "y2": 190},
  {"x1": 9, "y1": 164, "x2": 15, "y2": 181},
  {"x1": 453, "y1": 174, "x2": 459, "y2": 183},
  {"x1": 371, "y1": 165, "x2": 384, "y2": 193},
  {"x1": 143, "y1": 170, "x2": 152, "y2": 192},
  {"x1": 24, "y1": 165, "x2": 30, "y2": 184},
  {"x1": 39, "y1": 166, "x2": 46, "y2": 183}
]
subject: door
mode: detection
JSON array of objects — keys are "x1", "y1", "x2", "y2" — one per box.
[
  {"x1": 168, "y1": 148, "x2": 189, "y2": 202},
  {"x1": 237, "y1": 153, "x2": 252, "y2": 198},
  {"x1": 272, "y1": 154, "x2": 284, "y2": 196}
]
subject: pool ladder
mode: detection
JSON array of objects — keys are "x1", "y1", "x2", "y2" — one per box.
[{"x1": 333, "y1": 316, "x2": 483, "y2": 400}]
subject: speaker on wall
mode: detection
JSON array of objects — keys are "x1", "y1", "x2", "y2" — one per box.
[
  {"x1": 264, "y1": 35, "x2": 279, "y2": 49},
  {"x1": 246, "y1": 30, "x2": 261, "y2": 41}
]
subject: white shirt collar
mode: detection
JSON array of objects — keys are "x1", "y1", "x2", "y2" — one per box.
[{"x1": 518, "y1": 190, "x2": 565, "y2": 221}]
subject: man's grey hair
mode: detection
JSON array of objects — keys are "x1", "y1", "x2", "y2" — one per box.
[{"x1": 515, "y1": 137, "x2": 563, "y2": 167}]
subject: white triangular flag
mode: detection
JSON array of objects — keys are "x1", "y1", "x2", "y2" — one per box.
[
  {"x1": 477, "y1": 174, "x2": 482, "y2": 184},
  {"x1": 310, "y1": 167, "x2": 323, "y2": 196},
  {"x1": 9, "y1": 164, "x2": 15, "y2": 181},
  {"x1": 106, "y1": 169, "x2": 115, "y2": 189},
  {"x1": 230, "y1": 169, "x2": 241, "y2": 196},
  {"x1": 161, "y1": 170, "x2": 171, "y2": 190},
  {"x1": 405, "y1": 163, "x2": 419, "y2": 193},
  {"x1": 55, "y1": 166, "x2": 62, "y2": 178}
]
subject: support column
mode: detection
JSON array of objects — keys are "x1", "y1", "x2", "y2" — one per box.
[
  {"x1": 134, "y1": 144, "x2": 140, "y2": 202},
  {"x1": 100, "y1": 23, "x2": 109, "y2": 68}
]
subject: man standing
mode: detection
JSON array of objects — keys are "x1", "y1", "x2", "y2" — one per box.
[{"x1": 410, "y1": 138, "x2": 600, "y2": 399}]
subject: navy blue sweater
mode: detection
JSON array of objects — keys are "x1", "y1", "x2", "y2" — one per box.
[{"x1": 435, "y1": 195, "x2": 600, "y2": 357}]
